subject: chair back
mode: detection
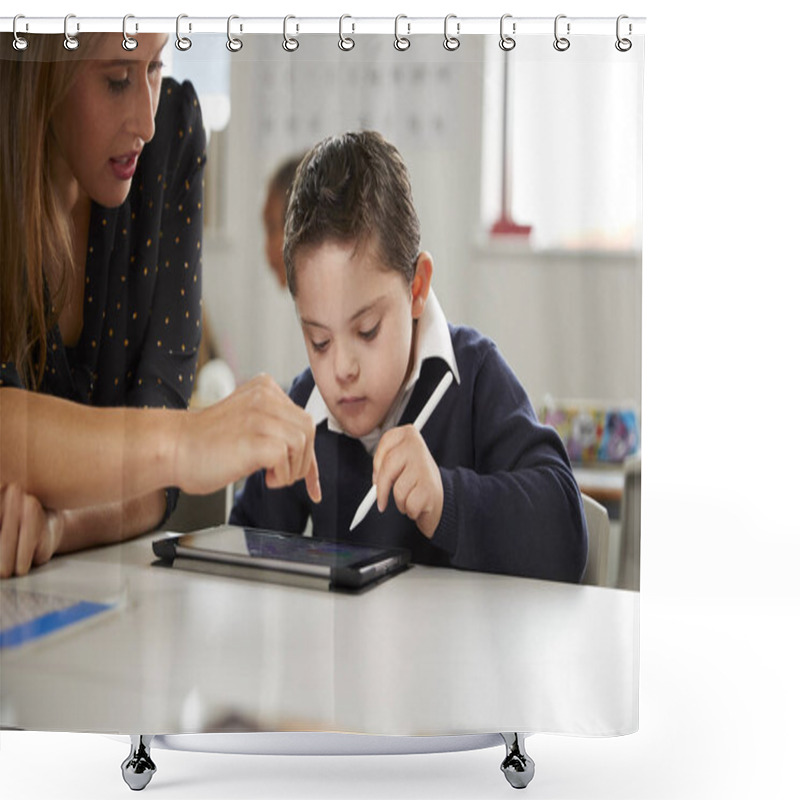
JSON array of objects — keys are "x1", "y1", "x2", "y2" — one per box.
[
  {"x1": 581, "y1": 493, "x2": 610, "y2": 586},
  {"x1": 617, "y1": 455, "x2": 641, "y2": 591}
]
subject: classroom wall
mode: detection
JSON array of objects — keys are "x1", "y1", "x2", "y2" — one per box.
[{"x1": 463, "y1": 246, "x2": 642, "y2": 407}]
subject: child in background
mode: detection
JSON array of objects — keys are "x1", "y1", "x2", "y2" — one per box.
[
  {"x1": 231, "y1": 131, "x2": 587, "y2": 582},
  {"x1": 262, "y1": 154, "x2": 306, "y2": 289}
]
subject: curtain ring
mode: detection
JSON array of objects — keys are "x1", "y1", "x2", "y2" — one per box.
[
  {"x1": 339, "y1": 14, "x2": 355, "y2": 51},
  {"x1": 175, "y1": 14, "x2": 192, "y2": 51},
  {"x1": 499, "y1": 14, "x2": 515, "y2": 51},
  {"x1": 63, "y1": 14, "x2": 80, "y2": 51},
  {"x1": 615, "y1": 15, "x2": 632, "y2": 52},
  {"x1": 12, "y1": 14, "x2": 29, "y2": 51},
  {"x1": 443, "y1": 14, "x2": 460, "y2": 51},
  {"x1": 553, "y1": 14, "x2": 570, "y2": 52},
  {"x1": 282, "y1": 15, "x2": 299, "y2": 52},
  {"x1": 122, "y1": 14, "x2": 138, "y2": 51},
  {"x1": 226, "y1": 15, "x2": 243, "y2": 52},
  {"x1": 394, "y1": 14, "x2": 410, "y2": 51}
]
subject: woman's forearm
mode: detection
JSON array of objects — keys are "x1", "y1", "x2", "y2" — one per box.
[
  {"x1": 57, "y1": 490, "x2": 167, "y2": 554},
  {"x1": 0, "y1": 388, "x2": 178, "y2": 510},
  {"x1": 1, "y1": 374, "x2": 322, "y2": 516}
]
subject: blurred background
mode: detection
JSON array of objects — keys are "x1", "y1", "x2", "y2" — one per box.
[{"x1": 170, "y1": 33, "x2": 642, "y2": 410}]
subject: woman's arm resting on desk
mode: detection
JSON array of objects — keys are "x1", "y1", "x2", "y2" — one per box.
[
  {"x1": 0, "y1": 484, "x2": 63, "y2": 578},
  {"x1": 0, "y1": 375, "x2": 321, "y2": 512},
  {"x1": 0, "y1": 485, "x2": 165, "y2": 578},
  {"x1": 59, "y1": 491, "x2": 166, "y2": 554}
]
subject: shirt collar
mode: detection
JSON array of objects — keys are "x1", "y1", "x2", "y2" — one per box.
[{"x1": 304, "y1": 289, "x2": 460, "y2": 448}]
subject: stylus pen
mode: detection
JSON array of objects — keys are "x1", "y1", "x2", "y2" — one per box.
[{"x1": 349, "y1": 370, "x2": 454, "y2": 531}]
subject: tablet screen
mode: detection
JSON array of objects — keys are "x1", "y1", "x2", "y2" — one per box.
[
  {"x1": 243, "y1": 529, "x2": 386, "y2": 568},
  {"x1": 175, "y1": 526, "x2": 395, "y2": 570}
]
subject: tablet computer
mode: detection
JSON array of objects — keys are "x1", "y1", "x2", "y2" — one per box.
[{"x1": 152, "y1": 525, "x2": 411, "y2": 591}]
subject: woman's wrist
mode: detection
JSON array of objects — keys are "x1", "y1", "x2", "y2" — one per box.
[
  {"x1": 112, "y1": 406, "x2": 186, "y2": 498},
  {"x1": 150, "y1": 407, "x2": 186, "y2": 492}
]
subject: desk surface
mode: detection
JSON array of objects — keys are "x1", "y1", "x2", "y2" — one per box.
[{"x1": 0, "y1": 534, "x2": 638, "y2": 737}]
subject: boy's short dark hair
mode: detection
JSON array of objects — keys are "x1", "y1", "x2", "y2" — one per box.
[{"x1": 283, "y1": 131, "x2": 420, "y2": 296}]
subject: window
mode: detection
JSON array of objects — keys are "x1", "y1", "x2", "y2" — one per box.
[{"x1": 481, "y1": 37, "x2": 643, "y2": 251}]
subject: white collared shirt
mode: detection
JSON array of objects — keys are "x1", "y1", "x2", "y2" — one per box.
[{"x1": 304, "y1": 289, "x2": 461, "y2": 454}]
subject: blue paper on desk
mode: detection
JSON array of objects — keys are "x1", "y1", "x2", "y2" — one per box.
[{"x1": 0, "y1": 587, "x2": 116, "y2": 650}]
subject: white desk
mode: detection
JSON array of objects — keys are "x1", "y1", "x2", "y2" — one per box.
[{"x1": 1, "y1": 534, "x2": 638, "y2": 737}]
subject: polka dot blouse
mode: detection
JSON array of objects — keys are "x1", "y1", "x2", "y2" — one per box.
[{"x1": 2, "y1": 77, "x2": 205, "y2": 410}]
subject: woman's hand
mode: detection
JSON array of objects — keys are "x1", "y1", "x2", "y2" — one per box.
[
  {"x1": 0, "y1": 484, "x2": 65, "y2": 578},
  {"x1": 372, "y1": 426, "x2": 444, "y2": 539},
  {"x1": 173, "y1": 374, "x2": 321, "y2": 502}
]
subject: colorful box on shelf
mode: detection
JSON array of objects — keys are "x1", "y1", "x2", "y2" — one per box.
[{"x1": 539, "y1": 402, "x2": 639, "y2": 464}]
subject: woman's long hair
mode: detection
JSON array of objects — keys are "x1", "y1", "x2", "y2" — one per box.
[{"x1": 0, "y1": 34, "x2": 100, "y2": 388}]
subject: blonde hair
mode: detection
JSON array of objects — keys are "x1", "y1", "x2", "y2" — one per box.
[{"x1": 0, "y1": 34, "x2": 102, "y2": 388}]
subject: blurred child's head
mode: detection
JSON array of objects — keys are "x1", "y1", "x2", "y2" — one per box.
[
  {"x1": 263, "y1": 155, "x2": 304, "y2": 288},
  {"x1": 284, "y1": 131, "x2": 432, "y2": 438}
]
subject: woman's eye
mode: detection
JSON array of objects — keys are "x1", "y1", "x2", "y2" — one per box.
[
  {"x1": 148, "y1": 60, "x2": 164, "y2": 76},
  {"x1": 359, "y1": 323, "x2": 380, "y2": 341},
  {"x1": 107, "y1": 76, "x2": 130, "y2": 94},
  {"x1": 311, "y1": 340, "x2": 330, "y2": 354}
]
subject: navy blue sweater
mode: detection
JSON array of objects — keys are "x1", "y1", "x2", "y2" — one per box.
[{"x1": 230, "y1": 325, "x2": 588, "y2": 583}]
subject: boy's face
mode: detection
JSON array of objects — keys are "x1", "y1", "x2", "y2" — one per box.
[{"x1": 294, "y1": 238, "x2": 428, "y2": 439}]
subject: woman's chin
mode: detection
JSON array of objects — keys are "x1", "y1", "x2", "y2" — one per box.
[{"x1": 92, "y1": 182, "x2": 133, "y2": 209}]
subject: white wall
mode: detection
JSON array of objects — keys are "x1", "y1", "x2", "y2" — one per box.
[{"x1": 466, "y1": 246, "x2": 641, "y2": 406}]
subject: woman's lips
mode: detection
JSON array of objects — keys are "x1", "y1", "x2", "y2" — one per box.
[{"x1": 109, "y1": 152, "x2": 139, "y2": 181}]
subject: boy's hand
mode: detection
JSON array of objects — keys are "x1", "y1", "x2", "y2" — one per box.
[
  {"x1": 372, "y1": 426, "x2": 443, "y2": 539},
  {"x1": 0, "y1": 483, "x2": 65, "y2": 578}
]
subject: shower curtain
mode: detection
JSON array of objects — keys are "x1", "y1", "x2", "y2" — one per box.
[{"x1": 0, "y1": 13, "x2": 644, "y2": 794}]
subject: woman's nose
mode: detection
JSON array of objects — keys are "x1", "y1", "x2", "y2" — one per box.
[{"x1": 129, "y1": 75, "x2": 157, "y2": 144}]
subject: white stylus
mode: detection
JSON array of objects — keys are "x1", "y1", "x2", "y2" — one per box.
[{"x1": 348, "y1": 370, "x2": 454, "y2": 531}]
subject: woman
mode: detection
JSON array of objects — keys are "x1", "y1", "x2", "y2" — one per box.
[{"x1": 0, "y1": 32, "x2": 320, "y2": 578}]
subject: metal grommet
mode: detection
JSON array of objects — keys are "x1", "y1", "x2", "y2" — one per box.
[
  {"x1": 63, "y1": 14, "x2": 80, "y2": 51},
  {"x1": 499, "y1": 14, "x2": 515, "y2": 51},
  {"x1": 338, "y1": 14, "x2": 355, "y2": 51},
  {"x1": 282, "y1": 15, "x2": 299, "y2": 52},
  {"x1": 553, "y1": 14, "x2": 570, "y2": 52},
  {"x1": 394, "y1": 14, "x2": 410, "y2": 51},
  {"x1": 12, "y1": 15, "x2": 28, "y2": 51},
  {"x1": 175, "y1": 14, "x2": 192, "y2": 51},
  {"x1": 226, "y1": 15, "x2": 243, "y2": 52},
  {"x1": 122, "y1": 14, "x2": 138, "y2": 51},
  {"x1": 443, "y1": 14, "x2": 460, "y2": 51},
  {"x1": 615, "y1": 14, "x2": 632, "y2": 52}
]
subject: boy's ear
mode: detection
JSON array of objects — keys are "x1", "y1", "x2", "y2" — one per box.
[{"x1": 411, "y1": 252, "x2": 434, "y2": 320}]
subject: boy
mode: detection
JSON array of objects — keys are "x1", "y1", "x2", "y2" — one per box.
[{"x1": 231, "y1": 131, "x2": 587, "y2": 582}]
